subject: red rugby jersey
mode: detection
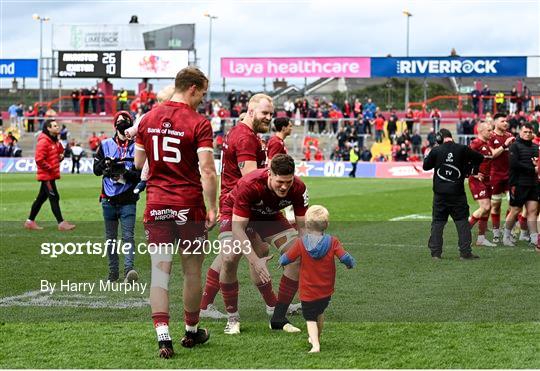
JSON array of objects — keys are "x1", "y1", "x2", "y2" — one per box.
[
  {"x1": 489, "y1": 131, "x2": 513, "y2": 181},
  {"x1": 266, "y1": 135, "x2": 287, "y2": 161},
  {"x1": 469, "y1": 138, "x2": 492, "y2": 178},
  {"x1": 227, "y1": 168, "x2": 308, "y2": 220},
  {"x1": 220, "y1": 123, "x2": 266, "y2": 199},
  {"x1": 136, "y1": 101, "x2": 213, "y2": 207}
]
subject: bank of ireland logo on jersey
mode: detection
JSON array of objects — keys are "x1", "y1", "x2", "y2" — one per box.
[{"x1": 162, "y1": 122, "x2": 172, "y2": 129}]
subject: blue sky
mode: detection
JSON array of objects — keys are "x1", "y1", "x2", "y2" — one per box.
[{"x1": 1, "y1": 0, "x2": 538, "y2": 92}]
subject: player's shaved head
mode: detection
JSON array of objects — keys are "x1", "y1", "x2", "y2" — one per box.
[
  {"x1": 246, "y1": 93, "x2": 274, "y2": 134},
  {"x1": 248, "y1": 93, "x2": 273, "y2": 110},
  {"x1": 477, "y1": 121, "x2": 493, "y2": 141},
  {"x1": 174, "y1": 67, "x2": 208, "y2": 92},
  {"x1": 157, "y1": 85, "x2": 175, "y2": 103}
]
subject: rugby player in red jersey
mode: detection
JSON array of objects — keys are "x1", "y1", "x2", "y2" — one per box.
[
  {"x1": 200, "y1": 94, "x2": 285, "y2": 320},
  {"x1": 488, "y1": 113, "x2": 515, "y2": 243},
  {"x1": 267, "y1": 116, "x2": 295, "y2": 223},
  {"x1": 267, "y1": 117, "x2": 292, "y2": 161},
  {"x1": 468, "y1": 122, "x2": 496, "y2": 247},
  {"x1": 134, "y1": 67, "x2": 217, "y2": 358},
  {"x1": 219, "y1": 154, "x2": 308, "y2": 334}
]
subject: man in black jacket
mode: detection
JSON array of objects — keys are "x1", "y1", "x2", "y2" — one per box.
[
  {"x1": 502, "y1": 123, "x2": 539, "y2": 247},
  {"x1": 423, "y1": 129, "x2": 484, "y2": 260}
]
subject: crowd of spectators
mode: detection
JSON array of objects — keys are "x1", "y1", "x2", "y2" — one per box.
[
  {"x1": 1, "y1": 103, "x2": 59, "y2": 157},
  {"x1": 469, "y1": 83, "x2": 534, "y2": 115},
  {"x1": 69, "y1": 86, "x2": 161, "y2": 116},
  {"x1": 3, "y1": 83, "x2": 539, "y2": 163},
  {"x1": 70, "y1": 87, "x2": 107, "y2": 115},
  {"x1": 0, "y1": 129, "x2": 21, "y2": 157}
]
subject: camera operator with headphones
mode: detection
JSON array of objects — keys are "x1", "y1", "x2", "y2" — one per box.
[
  {"x1": 94, "y1": 111, "x2": 141, "y2": 283},
  {"x1": 423, "y1": 128, "x2": 484, "y2": 260}
]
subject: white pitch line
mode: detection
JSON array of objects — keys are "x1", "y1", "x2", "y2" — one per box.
[
  {"x1": 0, "y1": 290, "x2": 149, "y2": 309},
  {"x1": 389, "y1": 214, "x2": 431, "y2": 221}
]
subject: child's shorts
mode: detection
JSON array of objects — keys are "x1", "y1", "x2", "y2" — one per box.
[{"x1": 301, "y1": 296, "x2": 331, "y2": 321}]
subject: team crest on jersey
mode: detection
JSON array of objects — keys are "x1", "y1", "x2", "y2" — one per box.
[{"x1": 494, "y1": 139, "x2": 499, "y2": 144}]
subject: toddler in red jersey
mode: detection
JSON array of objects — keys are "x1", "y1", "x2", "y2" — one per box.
[{"x1": 279, "y1": 205, "x2": 356, "y2": 353}]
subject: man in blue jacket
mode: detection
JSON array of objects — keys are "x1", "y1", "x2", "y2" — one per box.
[{"x1": 93, "y1": 111, "x2": 141, "y2": 282}]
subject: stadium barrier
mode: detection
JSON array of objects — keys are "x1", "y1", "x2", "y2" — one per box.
[
  {"x1": 34, "y1": 95, "x2": 139, "y2": 117},
  {"x1": 408, "y1": 94, "x2": 539, "y2": 116},
  {"x1": 0, "y1": 157, "x2": 433, "y2": 179}
]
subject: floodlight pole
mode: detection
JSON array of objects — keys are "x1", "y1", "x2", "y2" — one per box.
[
  {"x1": 204, "y1": 13, "x2": 218, "y2": 101},
  {"x1": 403, "y1": 10, "x2": 412, "y2": 110},
  {"x1": 33, "y1": 14, "x2": 50, "y2": 104}
]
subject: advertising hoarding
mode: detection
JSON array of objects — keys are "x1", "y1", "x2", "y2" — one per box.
[
  {"x1": 221, "y1": 57, "x2": 371, "y2": 78},
  {"x1": 0, "y1": 59, "x2": 38, "y2": 78},
  {"x1": 371, "y1": 57, "x2": 527, "y2": 77},
  {"x1": 120, "y1": 50, "x2": 188, "y2": 78}
]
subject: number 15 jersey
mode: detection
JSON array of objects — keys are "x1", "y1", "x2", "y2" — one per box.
[{"x1": 136, "y1": 101, "x2": 214, "y2": 207}]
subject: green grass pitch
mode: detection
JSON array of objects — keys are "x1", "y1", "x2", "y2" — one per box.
[{"x1": 0, "y1": 174, "x2": 538, "y2": 368}]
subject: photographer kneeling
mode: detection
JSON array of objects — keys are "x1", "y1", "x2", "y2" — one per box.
[{"x1": 94, "y1": 111, "x2": 141, "y2": 283}]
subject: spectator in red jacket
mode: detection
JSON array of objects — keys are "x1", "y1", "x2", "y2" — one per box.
[
  {"x1": 374, "y1": 114, "x2": 385, "y2": 143},
  {"x1": 24, "y1": 120, "x2": 76, "y2": 231},
  {"x1": 88, "y1": 132, "x2": 101, "y2": 154}
]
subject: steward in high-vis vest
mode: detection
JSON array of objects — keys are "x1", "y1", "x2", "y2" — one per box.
[
  {"x1": 495, "y1": 91, "x2": 505, "y2": 112},
  {"x1": 117, "y1": 88, "x2": 129, "y2": 111}
]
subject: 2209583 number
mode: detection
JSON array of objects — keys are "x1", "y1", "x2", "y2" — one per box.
[{"x1": 181, "y1": 239, "x2": 252, "y2": 255}]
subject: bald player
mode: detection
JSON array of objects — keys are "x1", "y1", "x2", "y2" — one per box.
[{"x1": 468, "y1": 121, "x2": 496, "y2": 246}]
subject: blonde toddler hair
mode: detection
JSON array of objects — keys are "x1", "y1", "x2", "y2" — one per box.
[{"x1": 305, "y1": 205, "x2": 330, "y2": 232}]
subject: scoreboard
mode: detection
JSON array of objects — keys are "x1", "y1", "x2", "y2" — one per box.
[{"x1": 57, "y1": 51, "x2": 121, "y2": 78}]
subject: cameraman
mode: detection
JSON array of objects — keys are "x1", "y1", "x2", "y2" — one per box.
[
  {"x1": 94, "y1": 111, "x2": 141, "y2": 283},
  {"x1": 423, "y1": 128, "x2": 483, "y2": 260}
]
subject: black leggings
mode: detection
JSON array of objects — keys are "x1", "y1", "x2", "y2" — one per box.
[{"x1": 29, "y1": 180, "x2": 64, "y2": 223}]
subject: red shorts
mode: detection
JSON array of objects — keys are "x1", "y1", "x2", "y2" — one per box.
[
  {"x1": 219, "y1": 211, "x2": 294, "y2": 240},
  {"x1": 144, "y1": 204, "x2": 207, "y2": 249},
  {"x1": 469, "y1": 177, "x2": 492, "y2": 200},
  {"x1": 491, "y1": 178, "x2": 509, "y2": 195}
]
